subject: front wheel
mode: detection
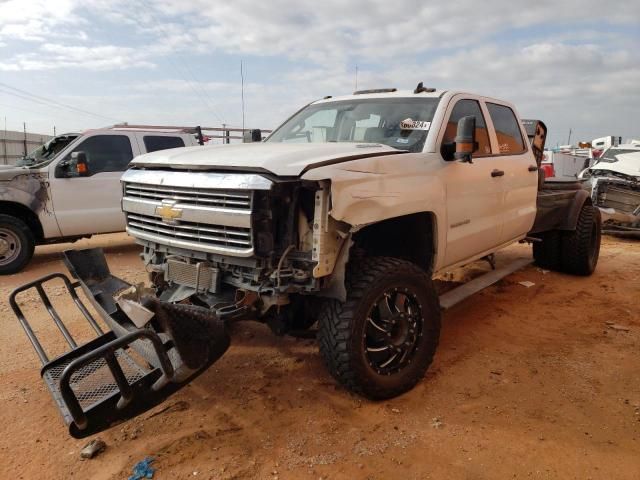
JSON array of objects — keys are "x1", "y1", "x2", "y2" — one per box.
[
  {"x1": 318, "y1": 257, "x2": 441, "y2": 399},
  {"x1": 0, "y1": 214, "x2": 35, "y2": 275}
]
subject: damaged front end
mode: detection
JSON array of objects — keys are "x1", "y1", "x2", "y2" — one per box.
[
  {"x1": 10, "y1": 248, "x2": 230, "y2": 438},
  {"x1": 10, "y1": 173, "x2": 351, "y2": 437},
  {"x1": 122, "y1": 170, "x2": 350, "y2": 330},
  {"x1": 590, "y1": 173, "x2": 640, "y2": 237}
]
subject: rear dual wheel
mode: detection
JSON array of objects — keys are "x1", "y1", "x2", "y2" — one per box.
[
  {"x1": 560, "y1": 203, "x2": 600, "y2": 275},
  {"x1": 532, "y1": 203, "x2": 600, "y2": 276}
]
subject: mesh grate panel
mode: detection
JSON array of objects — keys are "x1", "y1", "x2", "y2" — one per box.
[{"x1": 43, "y1": 350, "x2": 148, "y2": 409}]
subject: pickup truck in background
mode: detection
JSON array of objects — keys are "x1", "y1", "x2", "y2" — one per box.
[
  {"x1": 12, "y1": 84, "x2": 602, "y2": 438},
  {"x1": 0, "y1": 127, "x2": 199, "y2": 274}
]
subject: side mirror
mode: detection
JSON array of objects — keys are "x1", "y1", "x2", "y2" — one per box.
[
  {"x1": 71, "y1": 151, "x2": 90, "y2": 177},
  {"x1": 454, "y1": 116, "x2": 477, "y2": 163},
  {"x1": 242, "y1": 129, "x2": 262, "y2": 143}
]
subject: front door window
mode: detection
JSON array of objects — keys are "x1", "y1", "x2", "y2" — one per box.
[{"x1": 65, "y1": 135, "x2": 133, "y2": 174}]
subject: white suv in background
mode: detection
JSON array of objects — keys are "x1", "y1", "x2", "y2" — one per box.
[{"x1": 0, "y1": 127, "x2": 199, "y2": 274}]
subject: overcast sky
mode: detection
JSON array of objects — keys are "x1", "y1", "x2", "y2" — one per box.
[{"x1": 1, "y1": 0, "x2": 638, "y2": 146}]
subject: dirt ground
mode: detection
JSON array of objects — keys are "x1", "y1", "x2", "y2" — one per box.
[{"x1": 0, "y1": 233, "x2": 638, "y2": 480}]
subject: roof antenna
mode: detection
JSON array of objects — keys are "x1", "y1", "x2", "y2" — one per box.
[
  {"x1": 240, "y1": 60, "x2": 246, "y2": 133},
  {"x1": 355, "y1": 65, "x2": 358, "y2": 91}
]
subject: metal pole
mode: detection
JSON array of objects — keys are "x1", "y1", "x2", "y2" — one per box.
[
  {"x1": 240, "y1": 60, "x2": 245, "y2": 135},
  {"x1": 2, "y1": 117, "x2": 6, "y2": 165},
  {"x1": 23, "y1": 122, "x2": 27, "y2": 156},
  {"x1": 223, "y1": 123, "x2": 230, "y2": 144}
]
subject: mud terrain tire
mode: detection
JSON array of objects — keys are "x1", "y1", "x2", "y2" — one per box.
[
  {"x1": 532, "y1": 230, "x2": 562, "y2": 270},
  {"x1": 561, "y1": 203, "x2": 601, "y2": 276},
  {"x1": 318, "y1": 257, "x2": 441, "y2": 399}
]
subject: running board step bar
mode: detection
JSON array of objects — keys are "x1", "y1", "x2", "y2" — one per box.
[
  {"x1": 10, "y1": 249, "x2": 229, "y2": 438},
  {"x1": 439, "y1": 258, "x2": 533, "y2": 310}
]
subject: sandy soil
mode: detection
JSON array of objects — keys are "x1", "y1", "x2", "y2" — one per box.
[{"x1": 0, "y1": 233, "x2": 639, "y2": 480}]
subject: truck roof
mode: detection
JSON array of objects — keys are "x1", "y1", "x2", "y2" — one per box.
[
  {"x1": 312, "y1": 88, "x2": 446, "y2": 104},
  {"x1": 310, "y1": 88, "x2": 516, "y2": 109},
  {"x1": 80, "y1": 126, "x2": 196, "y2": 136}
]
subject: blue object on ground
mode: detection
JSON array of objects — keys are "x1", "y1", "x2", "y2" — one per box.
[{"x1": 128, "y1": 456, "x2": 155, "y2": 480}]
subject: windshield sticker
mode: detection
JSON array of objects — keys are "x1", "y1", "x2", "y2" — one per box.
[
  {"x1": 400, "y1": 118, "x2": 430, "y2": 130},
  {"x1": 396, "y1": 138, "x2": 409, "y2": 144}
]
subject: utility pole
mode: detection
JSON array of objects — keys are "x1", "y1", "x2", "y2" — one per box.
[
  {"x1": 53, "y1": 125, "x2": 56, "y2": 136},
  {"x1": 567, "y1": 128, "x2": 572, "y2": 146},
  {"x1": 23, "y1": 122, "x2": 27, "y2": 156},
  {"x1": 240, "y1": 60, "x2": 245, "y2": 134},
  {"x1": 2, "y1": 117, "x2": 6, "y2": 165}
]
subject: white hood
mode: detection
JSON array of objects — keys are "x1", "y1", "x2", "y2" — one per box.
[
  {"x1": 590, "y1": 151, "x2": 640, "y2": 178},
  {"x1": 130, "y1": 142, "x2": 404, "y2": 177}
]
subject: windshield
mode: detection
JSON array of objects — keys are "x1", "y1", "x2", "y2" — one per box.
[
  {"x1": 17, "y1": 134, "x2": 79, "y2": 167},
  {"x1": 597, "y1": 148, "x2": 640, "y2": 163},
  {"x1": 267, "y1": 98, "x2": 440, "y2": 153}
]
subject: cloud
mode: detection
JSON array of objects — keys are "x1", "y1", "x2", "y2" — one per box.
[
  {"x1": 0, "y1": 0, "x2": 637, "y2": 144},
  {"x1": 0, "y1": 0, "x2": 82, "y2": 42},
  {"x1": 0, "y1": 43, "x2": 156, "y2": 71},
  {"x1": 143, "y1": 0, "x2": 640, "y2": 62}
]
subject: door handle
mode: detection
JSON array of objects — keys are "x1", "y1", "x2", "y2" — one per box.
[
  {"x1": 528, "y1": 165, "x2": 538, "y2": 172},
  {"x1": 491, "y1": 169, "x2": 505, "y2": 177}
]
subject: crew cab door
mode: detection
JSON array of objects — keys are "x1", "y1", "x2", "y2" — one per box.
[
  {"x1": 438, "y1": 97, "x2": 506, "y2": 266},
  {"x1": 484, "y1": 102, "x2": 538, "y2": 242},
  {"x1": 48, "y1": 133, "x2": 140, "y2": 237}
]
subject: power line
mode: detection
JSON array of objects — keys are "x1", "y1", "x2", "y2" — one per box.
[
  {"x1": 135, "y1": 0, "x2": 225, "y2": 124},
  {"x1": 0, "y1": 82, "x2": 119, "y2": 122}
]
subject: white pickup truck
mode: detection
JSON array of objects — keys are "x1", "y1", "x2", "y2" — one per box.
[
  {"x1": 12, "y1": 85, "x2": 602, "y2": 438},
  {"x1": 0, "y1": 127, "x2": 199, "y2": 274}
]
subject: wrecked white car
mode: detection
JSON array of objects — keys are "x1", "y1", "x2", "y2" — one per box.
[{"x1": 580, "y1": 146, "x2": 640, "y2": 237}]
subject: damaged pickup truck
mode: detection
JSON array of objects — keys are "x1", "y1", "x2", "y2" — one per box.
[
  {"x1": 579, "y1": 145, "x2": 640, "y2": 237},
  {"x1": 0, "y1": 128, "x2": 198, "y2": 274},
  {"x1": 12, "y1": 85, "x2": 601, "y2": 438}
]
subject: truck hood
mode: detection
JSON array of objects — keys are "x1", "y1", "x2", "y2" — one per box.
[
  {"x1": 130, "y1": 142, "x2": 405, "y2": 177},
  {"x1": 0, "y1": 165, "x2": 33, "y2": 182},
  {"x1": 590, "y1": 152, "x2": 640, "y2": 179}
]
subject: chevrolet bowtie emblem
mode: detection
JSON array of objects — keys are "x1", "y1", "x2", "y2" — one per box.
[{"x1": 156, "y1": 201, "x2": 182, "y2": 222}]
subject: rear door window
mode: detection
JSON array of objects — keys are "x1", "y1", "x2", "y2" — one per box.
[
  {"x1": 143, "y1": 136, "x2": 186, "y2": 153},
  {"x1": 486, "y1": 103, "x2": 526, "y2": 154}
]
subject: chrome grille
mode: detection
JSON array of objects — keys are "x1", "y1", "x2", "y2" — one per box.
[
  {"x1": 121, "y1": 170, "x2": 270, "y2": 257},
  {"x1": 126, "y1": 213, "x2": 252, "y2": 251},
  {"x1": 124, "y1": 183, "x2": 251, "y2": 210}
]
